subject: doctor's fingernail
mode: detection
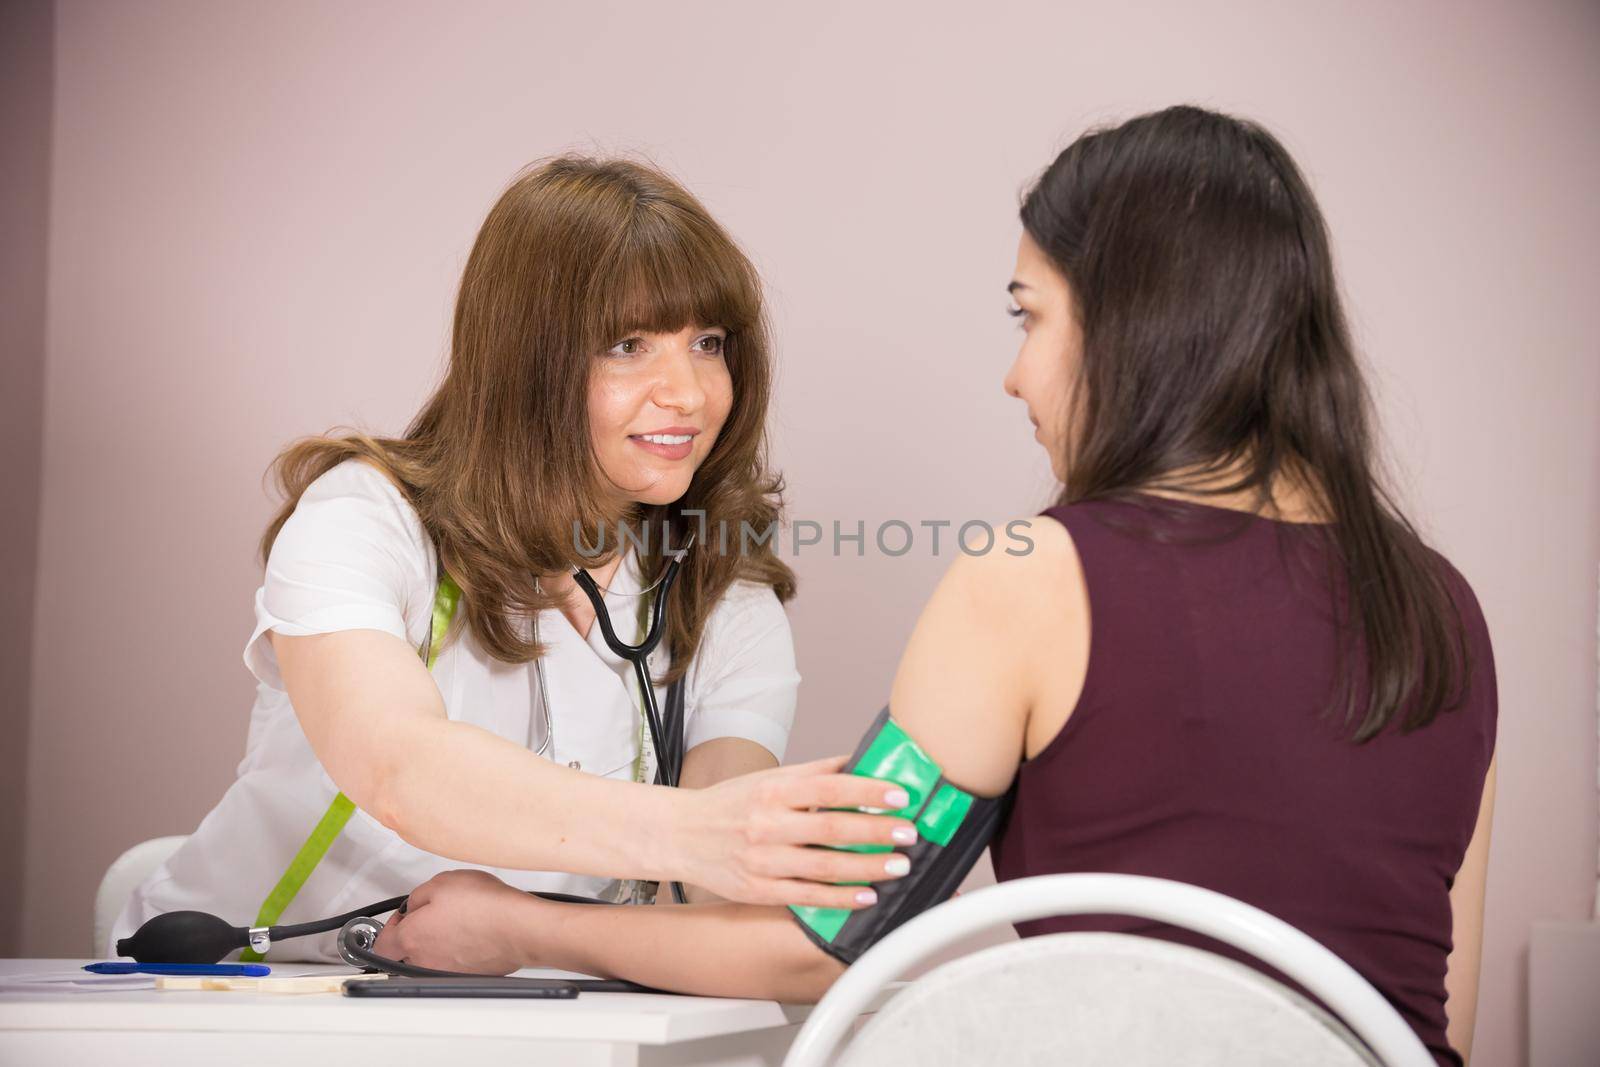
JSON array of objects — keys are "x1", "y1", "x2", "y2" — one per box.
[
  {"x1": 884, "y1": 855, "x2": 911, "y2": 877},
  {"x1": 891, "y1": 825, "x2": 918, "y2": 845},
  {"x1": 855, "y1": 889, "x2": 878, "y2": 905},
  {"x1": 884, "y1": 788, "x2": 910, "y2": 808}
]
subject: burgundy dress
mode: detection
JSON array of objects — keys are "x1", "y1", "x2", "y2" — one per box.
[{"x1": 989, "y1": 495, "x2": 1496, "y2": 1067}]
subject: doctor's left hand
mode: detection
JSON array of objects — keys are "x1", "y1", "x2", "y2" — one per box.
[{"x1": 372, "y1": 869, "x2": 539, "y2": 975}]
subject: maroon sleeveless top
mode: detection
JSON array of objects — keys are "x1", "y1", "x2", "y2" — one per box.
[{"x1": 989, "y1": 496, "x2": 1496, "y2": 1067}]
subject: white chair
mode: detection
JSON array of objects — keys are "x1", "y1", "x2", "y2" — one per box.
[
  {"x1": 785, "y1": 874, "x2": 1433, "y2": 1067},
  {"x1": 93, "y1": 835, "x2": 187, "y2": 956}
]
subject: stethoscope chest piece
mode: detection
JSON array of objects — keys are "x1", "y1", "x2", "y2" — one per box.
[{"x1": 338, "y1": 915, "x2": 386, "y2": 970}]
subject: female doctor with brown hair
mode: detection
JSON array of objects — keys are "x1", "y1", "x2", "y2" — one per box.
[{"x1": 109, "y1": 156, "x2": 919, "y2": 961}]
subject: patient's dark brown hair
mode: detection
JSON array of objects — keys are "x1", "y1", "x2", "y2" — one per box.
[
  {"x1": 261, "y1": 155, "x2": 794, "y2": 683},
  {"x1": 1022, "y1": 105, "x2": 1469, "y2": 741}
]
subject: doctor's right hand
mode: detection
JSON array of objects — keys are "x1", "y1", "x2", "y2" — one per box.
[{"x1": 673, "y1": 755, "x2": 920, "y2": 909}]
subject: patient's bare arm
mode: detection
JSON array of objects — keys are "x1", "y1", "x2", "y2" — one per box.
[
  {"x1": 534, "y1": 897, "x2": 845, "y2": 1001},
  {"x1": 375, "y1": 868, "x2": 844, "y2": 1001}
]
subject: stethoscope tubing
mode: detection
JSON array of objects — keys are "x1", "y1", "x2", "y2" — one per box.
[
  {"x1": 570, "y1": 548, "x2": 685, "y2": 788},
  {"x1": 271, "y1": 894, "x2": 408, "y2": 943}
]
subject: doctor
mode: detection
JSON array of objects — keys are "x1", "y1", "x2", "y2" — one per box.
[{"x1": 111, "y1": 156, "x2": 918, "y2": 961}]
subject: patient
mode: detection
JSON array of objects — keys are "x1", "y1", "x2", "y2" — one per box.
[{"x1": 374, "y1": 106, "x2": 1495, "y2": 1067}]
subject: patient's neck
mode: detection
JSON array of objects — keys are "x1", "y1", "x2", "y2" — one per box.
[{"x1": 1136, "y1": 459, "x2": 1331, "y2": 524}]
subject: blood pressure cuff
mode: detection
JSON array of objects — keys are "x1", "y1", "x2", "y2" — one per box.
[{"x1": 789, "y1": 706, "x2": 1013, "y2": 965}]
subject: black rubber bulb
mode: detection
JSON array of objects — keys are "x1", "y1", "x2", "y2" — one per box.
[{"x1": 115, "y1": 910, "x2": 249, "y2": 964}]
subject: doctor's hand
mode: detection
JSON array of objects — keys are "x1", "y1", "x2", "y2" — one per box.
[
  {"x1": 372, "y1": 870, "x2": 538, "y2": 976},
  {"x1": 673, "y1": 756, "x2": 920, "y2": 910}
]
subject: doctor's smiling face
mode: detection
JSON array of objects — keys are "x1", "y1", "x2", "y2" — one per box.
[
  {"x1": 1003, "y1": 230, "x2": 1084, "y2": 482},
  {"x1": 589, "y1": 323, "x2": 734, "y2": 507}
]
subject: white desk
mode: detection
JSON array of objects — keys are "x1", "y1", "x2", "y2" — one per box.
[{"x1": 0, "y1": 959, "x2": 885, "y2": 1066}]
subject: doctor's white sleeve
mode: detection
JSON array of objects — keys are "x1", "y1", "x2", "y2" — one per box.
[
  {"x1": 683, "y1": 580, "x2": 801, "y2": 764},
  {"x1": 242, "y1": 460, "x2": 433, "y2": 691}
]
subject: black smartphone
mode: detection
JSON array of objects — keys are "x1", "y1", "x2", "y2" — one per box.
[{"x1": 343, "y1": 976, "x2": 579, "y2": 999}]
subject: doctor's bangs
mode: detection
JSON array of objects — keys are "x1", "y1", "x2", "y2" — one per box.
[{"x1": 583, "y1": 199, "x2": 763, "y2": 355}]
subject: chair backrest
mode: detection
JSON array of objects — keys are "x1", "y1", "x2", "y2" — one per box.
[
  {"x1": 94, "y1": 835, "x2": 188, "y2": 956},
  {"x1": 785, "y1": 873, "x2": 1433, "y2": 1067},
  {"x1": 838, "y1": 932, "x2": 1379, "y2": 1067}
]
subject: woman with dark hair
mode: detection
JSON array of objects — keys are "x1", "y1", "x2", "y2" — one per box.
[
  {"x1": 378, "y1": 108, "x2": 1496, "y2": 1066},
  {"x1": 110, "y1": 156, "x2": 922, "y2": 962}
]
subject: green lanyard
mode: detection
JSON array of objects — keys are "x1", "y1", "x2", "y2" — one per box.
[
  {"x1": 240, "y1": 574, "x2": 658, "y2": 959},
  {"x1": 239, "y1": 576, "x2": 461, "y2": 961}
]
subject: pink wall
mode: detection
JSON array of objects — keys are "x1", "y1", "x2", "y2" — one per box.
[
  {"x1": 0, "y1": 0, "x2": 52, "y2": 959},
  {"x1": 20, "y1": 3, "x2": 1599, "y2": 1064}
]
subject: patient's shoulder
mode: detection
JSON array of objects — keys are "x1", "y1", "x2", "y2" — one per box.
[{"x1": 944, "y1": 513, "x2": 1083, "y2": 623}]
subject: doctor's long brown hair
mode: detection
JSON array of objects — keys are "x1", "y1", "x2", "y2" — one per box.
[
  {"x1": 259, "y1": 155, "x2": 794, "y2": 684},
  {"x1": 1023, "y1": 106, "x2": 1471, "y2": 741}
]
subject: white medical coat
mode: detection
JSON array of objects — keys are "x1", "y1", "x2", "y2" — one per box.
[{"x1": 109, "y1": 460, "x2": 799, "y2": 961}]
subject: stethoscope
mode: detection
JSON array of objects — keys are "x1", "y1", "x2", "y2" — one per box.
[
  {"x1": 574, "y1": 535, "x2": 692, "y2": 795},
  {"x1": 116, "y1": 541, "x2": 694, "y2": 989}
]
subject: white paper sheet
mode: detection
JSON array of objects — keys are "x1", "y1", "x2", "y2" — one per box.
[{"x1": 0, "y1": 969, "x2": 157, "y2": 993}]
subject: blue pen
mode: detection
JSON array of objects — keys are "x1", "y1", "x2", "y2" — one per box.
[{"x1": 84, "y1": 962, "x2": 271, "y2": 977}]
